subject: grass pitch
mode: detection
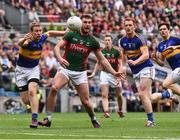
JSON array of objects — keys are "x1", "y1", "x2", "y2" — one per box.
[{"x1": 0, "y1": 112, "x2": 180, "y2": 139}]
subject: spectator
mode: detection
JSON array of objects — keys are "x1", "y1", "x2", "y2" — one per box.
[
  {"x1": 0, "y1": 9, "x2": 12, "y2": 29},
  {"x1": 45, "y1": 51, "x2": 58, "y2": 74},
  {"x1": 28, "y1": 7, "x2": 40, "y2": 22},
  {"x1": 0, "y1": 52, "x2": 11, "y2": 71}
]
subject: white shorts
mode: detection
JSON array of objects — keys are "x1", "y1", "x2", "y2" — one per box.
[
  {"x1": 100, "y1": 71, "x2": 121, "y2": 87},
  {"x1": 172, "y1": 68, "x2": 180, "y2": 84},
  {"x1": 58, "y1": 67, "x2": 88, "y2": 86},
  {"x1": 133, "y1": 67, "x2": 155, "y2": 87},
  {"x1": 15, "y1": 65, "x2": 40, "y2": 88}
]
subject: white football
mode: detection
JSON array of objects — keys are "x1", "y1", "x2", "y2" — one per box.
[{"x1": 67, "y1": 16, "x2": 82, "y2": 31}]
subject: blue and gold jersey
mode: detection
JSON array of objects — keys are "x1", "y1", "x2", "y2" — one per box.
[
  {"x1": 157, "y1": 36, "x2": 180, "y2": 70},
  {"x1": 119, "y1": 34, "x2": 153, "y2": 74},
  {"x1": 17, "y1": 34, "x2": 48, "y2": 68}
]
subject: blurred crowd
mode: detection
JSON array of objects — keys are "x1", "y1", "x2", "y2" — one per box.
[
  {"x1": 0, "y1": 0, "x2": 179, "y2": 111},
  {"x1": 4, "y1": 0, "x2": 179, "y2": 54}
]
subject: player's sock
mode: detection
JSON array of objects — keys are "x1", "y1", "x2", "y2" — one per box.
[
  {"x1": 119, "y1": 108, "x2": 122, "y2": 112},
  {"x1": 161, "y1": 90, "x2": 171, "y2": 99},
  {"x1": 32, "y1": 113, "x2": 38, "y2": 120},
  {"x1": 30, "y1": 113, "x2": 38, "y2": 128},
  {"x1": 147, "y1": 112, "x2": 154, "y2": 122},
  {"x1": 46, "y1": 111, "x2": 52, "y2": 121},
  {"x1": 91, "y1": 115, "x2": 97, "y2": 121}
]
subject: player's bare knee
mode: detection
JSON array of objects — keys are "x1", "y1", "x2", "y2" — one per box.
[
  {"x1": 138, "y1": 92, "x2": 145, "y2": 99},
  {"x1": 28, "y1": 89, "x2": 37, "y2": 97},
  {"x1": 149, "y1": 96, "x2": 155, "y2": 103},
  {"x1": 102, "y1": 94, "x2": 108, "y2": 99},
  {"x1": 139, "y1": 85, "x2": 147, "y2": 92},
  {"x1": 162, "y1": 82, "x2": 170, "y2": 89},
  {"x1": 51, "y1": 85, "x2": 59, "y2": 93},
  {"x1": 81, "y1": 98, "x2": 90, "y2": 107}
]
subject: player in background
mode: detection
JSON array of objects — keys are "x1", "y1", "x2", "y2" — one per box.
[
  {"x1": 118, "y1": 17, "x2": 155, "y2": 127},
  {"x1": 15, "y1": 21, "x2": 66, "y2": 128},
  {"x1": 151, "y1": 23, "x2": 180, "y2": 102},
  {"x1": 38, "y1": 14, "x2": 125, "y2": 128},
  {"x1": 88, "y1": 34, "x2": 125, "y2": 118}
]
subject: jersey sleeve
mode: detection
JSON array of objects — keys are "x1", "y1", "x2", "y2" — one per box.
[
  {"x1": 91, "y1": 38, "x2": 101, "y2": 51},
  {"x1": 173, "y1": 37, "x2": 180, "y2": 45},
  {"x1": 157, "y1": 43, "x2": 162, "y2": 53},
  {"x1": 118, "y1": 38, "x2": 122, "y2": 48},
  {"x1": 63, "y1": 31, "x2": 74, "y2": 42},
  {"x1": 41, "y1": 34, "x2": 48, "y2": 42},
  {"x1": 138, "y1": 36, "x2": 147, "y2": 48}
]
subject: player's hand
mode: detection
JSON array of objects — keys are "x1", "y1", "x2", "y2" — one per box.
[
  {"x1": 128, "y1": 60, "x2": 137, "y2": 66},
  {"x1": 24, "y1": 33, "x2": 33, "y2": 41},
  {"x1": 65, "y1": 28, "x2": 70, "y2": 33},
  {"x1": 58, "y1": 57, "x2": 69, "y2": 68},
  {"x1": 88, "y1": 72, "x2": 95, "y2": 79},
  {"x1": 166, "y1": 45, "x2": 180, "y2": 50},
  {"x1": 114, "y1": 71, "x2": 126, "y2": 81},
  {"x1": 164, "y1": 46, "x2": 174, "y2": 52},
  {"x1": 151, "y1": 51, "x2": 157, "y2": 61}
]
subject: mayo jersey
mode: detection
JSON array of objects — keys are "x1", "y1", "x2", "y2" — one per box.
[
  {"x1": 17, "y1": 34, "x2": 48, "y2": 68},
  {"x1": 119, "y1": 34, "x2": 153, "y2": 74},
  {"x1": 101, "y1": 47, "x2": 120, "y2": 72},
  {"x1": 157, "y1": 36, "x2": 180, "y2": 70},
  {"x1": 63, "y1": 31, "x2": 101, "y2": 71}
]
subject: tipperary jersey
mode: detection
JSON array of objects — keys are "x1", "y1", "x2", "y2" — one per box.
[
  {"x1": 101, "y1": 47, "x2": 120, "y2": 72},
  {"x1": 63, "y1": 31, "x2": 101, "y2": 71},
  {"x1": 17, "y1": 34, "x2": 48, "y2": 68},
  {"x1": 157, "y1": 36, "x2": 180, "y2": 70},
  {"x1": 119, "y1": 34, "x2": 153, "y2": 74}
]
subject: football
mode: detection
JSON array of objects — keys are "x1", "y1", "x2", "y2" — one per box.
[{"x1": 66, "y1": 16, "x2": 82, "y2": 31}]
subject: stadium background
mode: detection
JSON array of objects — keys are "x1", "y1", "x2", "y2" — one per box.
[{"x1": 0, "y1": 0, "x2": 179, "y2": 114}]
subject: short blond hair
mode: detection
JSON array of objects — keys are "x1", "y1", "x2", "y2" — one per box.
[{"x1": 30, "y1": 21, "x2": 41, "y2": 31}]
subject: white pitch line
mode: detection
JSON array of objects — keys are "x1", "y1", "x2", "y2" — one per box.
[{"x1": 0, "y1": 132, "x2": 167, "y2": 139}]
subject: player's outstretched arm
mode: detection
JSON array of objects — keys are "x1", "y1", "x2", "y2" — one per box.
[
  {"x1": 165, "y1": 45, "x2": 180, "y2": 50},
  {"x1": 45, "y1": 28, "x2": 69, "y2": 37}
]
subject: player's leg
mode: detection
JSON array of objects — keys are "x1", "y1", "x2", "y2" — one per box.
[
  {"x1": 138, "y1": 77, "x2": 154, "y2": 127},
  {"x1": 24, "y1": 65, "x2": 42, "y2": 128},
  {"x1": 47, "y1": 72, "x2": 68, "y2": 112},
  {"x1": 101, "y1": 84, "x2": 110, "y2": 118},
  {"x1": 163, "y1": 68, "x2": 180, "y2": 95},
  {"x1": 115, "y1": 86, "x2": 125, "y2": 117},
  {"x1": 38, "y1": 71, "x2": 69, "y2": 127},
  {"x1": 20, "y1": 91, "x2": 30, "y2": 105},
  {"x1": 28, "y1": 80, "x2": 39, "y2": 128},
  {"x1": 150, "y1": 69, "x2": 180, "y2": 103},
  {"x1": 15, "y1": 66, "x2": 38, "y2": 128},
  {"x1": 75, "y1": 83, "x2": 100, "y2": 128},
  {"x1": 100, "y1": 71, "x2": 110, "y2": 118},
  {"x1": 20, "y1": 91, "x2": 31, "y2": 112}
]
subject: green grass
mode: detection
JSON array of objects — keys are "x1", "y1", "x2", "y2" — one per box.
[{"x1": 0, "y1": 112, "x2": 180, "y2": 139}]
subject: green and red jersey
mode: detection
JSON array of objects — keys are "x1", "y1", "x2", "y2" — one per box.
[
  {"x1": 63, "y1": 31, "x2": 101, "y2": 71},
  {"x1": 101, "y1": 47, "x2": 120, "y2": 72}
]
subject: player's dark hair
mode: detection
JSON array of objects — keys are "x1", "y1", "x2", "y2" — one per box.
[
  {"x1": 158, "y1": 23, "x2": 170, "y2": 30},
  {"x1": 30, "y1": 21, "x2": 41, "y2": 31},
  {"x1": 105, "y1": 34, "x2": 113, "y2": 39},
  {"x1": 81, "y1": 14, "x2": 92, "y2": 19},
  {"x1": 124, "y1": 17, "x2": 136, "y2": 25}
]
